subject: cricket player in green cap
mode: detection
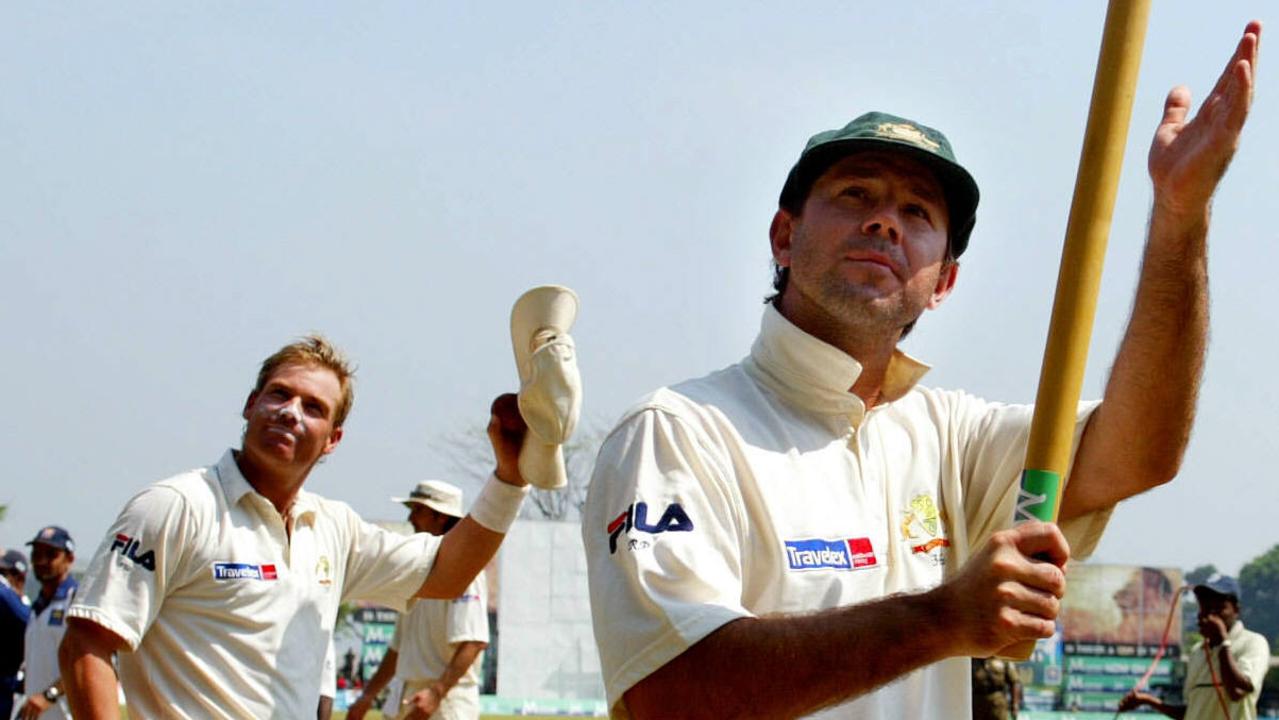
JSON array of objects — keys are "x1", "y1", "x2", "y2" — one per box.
[{"x1": 582, "y1": 21, "x2": 1261, "y2": 720}]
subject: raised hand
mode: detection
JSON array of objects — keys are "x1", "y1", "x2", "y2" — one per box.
[
  {"x1": 1149, "y1": 21, "x2": 1262, "y2": 215},
  {"x1": 488, "y1": 392, "x2": 529, "y2": 487}
]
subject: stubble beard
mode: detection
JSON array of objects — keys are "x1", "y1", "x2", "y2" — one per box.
[{"x1": 814, "y1": 266, "x2": 929, "y2": 340}]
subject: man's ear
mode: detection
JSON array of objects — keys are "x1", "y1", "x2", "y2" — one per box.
[
  {"x1": 242, "y1": 392, "x2": 258, "y2": 421},
  {"x1": 927, "y1": 261, "x2": 960, "y2": 309},
  {"x1": 769, "y1": 209, "x2": 795, "y2": 268},
  {"x1": 322, "y1": 426, "x2": 344, "y2": 456}
]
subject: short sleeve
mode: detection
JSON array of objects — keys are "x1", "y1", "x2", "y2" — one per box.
[
  {"x1": 1236, "y1": 631, "x2": 1271, "y2": 693},
  {"x1": 67, "y1": 485, "x2": 195, "y2": 650},
  {"x1": 952, "y1": 394, "x2": 1111, "y2": 558},
  {"x1": 444, "y1": 573, "x2": 489, "y2": 645},
  {"x1": 582, "y1": 407, "x2": 752, "y2": 713},
  {"x1": 340, "y1": 511, "x2": 439, "y2": 611}
]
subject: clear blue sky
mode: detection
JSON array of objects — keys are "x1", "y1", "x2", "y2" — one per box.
[{"x1": 1, "y1": 3, "x2": 1274, "y2": 576}]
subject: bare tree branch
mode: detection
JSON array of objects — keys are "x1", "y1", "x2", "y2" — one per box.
[{"x1": 437, "y1": 421, "x2": 607, "y2": 521}]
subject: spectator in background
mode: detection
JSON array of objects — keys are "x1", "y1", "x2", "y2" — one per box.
[
  {"x1": 1119, "y1": 574, "x2": 1271, "y2": 719},
  {"x1": 17, "y1": 526, "x2": 78, "y2": 720},
  {"x1": 347, "y1": 480, "x2": 490, "y2": 720},
  {"x1": 1, "y1": 549, "x2": 32, "y2": 719},
  {"x1": 2, "y1": 549, "x2": 30, "y2": 601}
]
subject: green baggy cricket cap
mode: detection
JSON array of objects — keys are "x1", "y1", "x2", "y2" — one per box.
[{"x1": 779, "y1": 111, "x2": 980, "y2": 257}]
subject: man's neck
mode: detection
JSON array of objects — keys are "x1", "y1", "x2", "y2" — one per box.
[
  {"x1": 775, "y1": 298, "x2": 901, "y2": 407},
  {"x1": 40, "y1": 574, "x2": 68, "y2": 602},
  {"x1": 234, "y1": 448, "x2": 307, "y2": 516}
]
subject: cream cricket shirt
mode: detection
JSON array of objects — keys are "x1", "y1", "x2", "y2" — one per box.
[
  {"x1": 583, "y1": 306, "x2": 1113, "y2": 720},
  {"x1": 68, "y1": 450, "x2": 439, "y2": 719},
  {"x1": 1183, "y1": 620, "x2": 1270, "y2": 720},
  {"x1": 390, "y1": 571, "x2": 489, "y2": 688}
]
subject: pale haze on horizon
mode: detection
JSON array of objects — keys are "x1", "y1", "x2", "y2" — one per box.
[{"x1": 2, "y1": 3, "x2": 1275, "y2": 580}]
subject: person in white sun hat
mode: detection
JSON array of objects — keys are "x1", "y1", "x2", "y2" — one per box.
[{"x1": 347, "y1": 480, "x2": 490, "y2": 720}]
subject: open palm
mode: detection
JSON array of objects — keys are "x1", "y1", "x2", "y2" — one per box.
[{"x1": 1148, "y1": 21, "x2": 1261, "y2": 214}]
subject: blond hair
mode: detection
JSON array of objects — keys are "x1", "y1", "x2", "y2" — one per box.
[{"x1": 253, "y1": 334, "x2": 357, "y2": 427}]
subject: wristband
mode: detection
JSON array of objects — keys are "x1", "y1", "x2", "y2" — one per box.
[
  {"x1": 469, "y1": 475, "x2": 529, "y2": 533},
  {"x1": 1218, "y1": 639, "x2": 1232, "y2": 649}
]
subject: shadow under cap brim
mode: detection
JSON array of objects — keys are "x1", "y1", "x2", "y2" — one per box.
[{"x1": 779, "y1": 137, "x2": 980, "y2": 259}]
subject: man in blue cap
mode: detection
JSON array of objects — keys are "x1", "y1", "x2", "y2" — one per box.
[
  {"x1": 1120, "y1": 574, "x2": 1271, "y2": 719},
  {"x1": 583, "y1": 22, "x2": 1262, "y2": 720},
  {"x1": 0, "y1": 549, "x2": 32, "y2": 720},
  {"x1": 16, "y1": 526, "x2": 78, "y2": 720},
  {"x1": 1, "y1": 550, "x2": 30, "y2": 601}
]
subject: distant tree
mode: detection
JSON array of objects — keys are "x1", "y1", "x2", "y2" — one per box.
[
  {"x1": 439, "y1": 421, "x2": 606, "y2": 522},
  {"x1": 1185, "y1": 564, "x2": 1220, "y2": 587},
  {"x1": 1240, "y1": 544, "x2": 1279, "y2": 646},
  {"x1": 0, "y1": 504, "x2": 6, "y2": 522}
]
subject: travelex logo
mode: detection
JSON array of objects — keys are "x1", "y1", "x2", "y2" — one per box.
[
  {"x1": 211, "y1": 562, "x2": 279, "y2": 581},
  {"x1": 784, "y1": 537, "x2": 878, "y2": 571},
  {"x1": 110, "y1": 534, "x2": 157, "y2": 572},
  {"x1": 607, "y1": 501, "x2": 693, "y2": 554}
]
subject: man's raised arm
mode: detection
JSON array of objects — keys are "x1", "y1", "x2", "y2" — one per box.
[{"x1": 1063, "y1": 21, "x2": 1262, "y2": 521}]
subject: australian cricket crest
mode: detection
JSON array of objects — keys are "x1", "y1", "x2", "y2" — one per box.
[{"x1": 899, "y1": 493, "x2": 950, "y2": 565}]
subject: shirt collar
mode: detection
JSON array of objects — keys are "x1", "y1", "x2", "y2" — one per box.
[
  {"x1": 215, "y1": 449, "x2": 319, "y2": 522},
  {"x1": 743, "y1": 304, "x2": 931, "y2": 422},
  {"x1": 33, "y1": 576, "x2": 78, "y2": 615},
  {"x1": 1228, "y1": 618, "x2": 1247, "y2": 642},
  {"x1": 53, "y1": 575, "x2": 78, "y2": 601}
]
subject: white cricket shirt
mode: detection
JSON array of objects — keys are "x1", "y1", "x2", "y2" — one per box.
[
  {"x1": 69, "y1": 450, "x2": 439, "y2": 719},
  {"x1": 583, "y1": 305, "x2": 1112, "y2": 719},
  {"x1": 390, "y1": 571, "x2": 489, "y2": 688}
]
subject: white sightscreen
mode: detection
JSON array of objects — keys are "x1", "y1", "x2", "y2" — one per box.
[{"x1": 496, "y1": 520, "x2": 605, "y2": 700}]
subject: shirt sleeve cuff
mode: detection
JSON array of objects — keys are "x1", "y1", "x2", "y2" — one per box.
[{"x1": 65, "y1": 606, "x2": 143, "y2": 651}]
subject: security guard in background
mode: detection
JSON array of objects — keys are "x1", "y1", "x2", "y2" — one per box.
[{"x1": 972, "y1": 657, "x2": 1021, "y2": 720}]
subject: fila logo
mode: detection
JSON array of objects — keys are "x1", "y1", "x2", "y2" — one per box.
[
  {"x1": 607, "y1": 501, "x2": 693, "y2": 554},
  {"x1": 211, "y1": 562, "x2": 279, "y2": 581},
  {"x1": 784, "y1": 537, "x2": 878, "y2": 572},
  {"x1": 109, "y1": 534, "x2": 157, "y2": 572}
]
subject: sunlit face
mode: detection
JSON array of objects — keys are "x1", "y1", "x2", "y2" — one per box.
[
  {"x1": 241, "y1": 363, "x2": 344, "y2": 474},
  {"x1": 771, "y1": 151, "x2": 957, "y2": 337},
  {"x1": 31, "y1": 543, "x2": 72, "y2": 584},
  {"x1": 407, "y1": 503, "x2": 453, "y2": 536}
]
